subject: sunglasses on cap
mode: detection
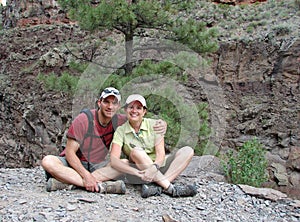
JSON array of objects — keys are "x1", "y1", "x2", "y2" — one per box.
[{"x1": 103, "y1": 88, "x2": 120, "y2": 95}]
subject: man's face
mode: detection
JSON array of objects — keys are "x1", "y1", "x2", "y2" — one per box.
[{"x1": 98, "y1": 95, "x2": 120, "y2": 119}]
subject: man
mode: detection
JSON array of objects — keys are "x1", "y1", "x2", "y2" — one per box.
[{"x1": 41, "y1": 87, "x2": 166, "y2": 193}]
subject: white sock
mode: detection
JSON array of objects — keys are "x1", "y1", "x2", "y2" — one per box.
[{"x1": 164, "y1": 184, "x2": 174, "y2": 194}]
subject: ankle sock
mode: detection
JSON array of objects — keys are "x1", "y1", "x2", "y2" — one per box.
[
  {"x1": 163, "y1": 184, "x2": 174, "y2": 195},
  {"x1": 97, "y1": 183, "x2": 104, "y2": 193}
]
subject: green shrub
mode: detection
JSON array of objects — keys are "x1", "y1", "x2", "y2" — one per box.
[
  {"x1": 146, "y1": 95, "x2": 181, "y2": 151},
  {"x1": 246, "y1": 25, "x2": 254, "y2": 33},
  {"x1": 69, "y1": 60, "x2": 88, "y2": 73},
  {"x1": 145, "y1": 96, "x2": 210, "y2": 154},
  {"x1": 37, "y1": 72, "x2": 79, "y2": 95},
  {"x1": 222, "y1": 138, "x2": 268, "y2": 187},
  {"x1": 272, "y1": 24, "x2": 292, "y2": 36}
]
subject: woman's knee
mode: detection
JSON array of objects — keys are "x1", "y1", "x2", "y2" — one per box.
[
  {"x1": 178, "y1": 146, "x2": 194, "y2": 157},
  {"x1": 129, "y1": 147, "x2": 146, "y2": 160},
  {"x1": 120, "y1": 159, "x2": 129, "y2": 165}
]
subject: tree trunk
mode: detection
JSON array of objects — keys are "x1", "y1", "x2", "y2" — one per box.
[{"x1": 124, "y1": 32, "x2": 134, "y2": 75}]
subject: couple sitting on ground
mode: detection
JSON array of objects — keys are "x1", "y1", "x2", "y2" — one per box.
[{"x1": 42, "y1": 87, "x2": 197, "y2": 198}]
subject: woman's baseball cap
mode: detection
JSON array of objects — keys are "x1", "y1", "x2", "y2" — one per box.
[{"x1": 124, "y1": 94, "x2": 147, "y2": 108}]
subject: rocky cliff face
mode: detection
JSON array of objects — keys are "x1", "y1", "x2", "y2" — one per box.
[
  {"x1": 0, "y1": 0, "x2": 299, "y2": 198},
  {"x1": 1, "y1": 0, "x2": 68, "y2": 28},
  {"x1": 213, "y1": 40, "x2": 300, "y2": 197}
]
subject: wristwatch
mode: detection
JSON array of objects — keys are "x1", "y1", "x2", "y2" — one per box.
[{"x1": 153, "y1": 163, "x2": 160, "y2": 170}]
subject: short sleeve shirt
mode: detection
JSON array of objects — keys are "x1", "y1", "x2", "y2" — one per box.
[
  {"x1": 60, "y1": 109, "x2": 127, "y2": 163},
  {"x1": 112, "y1": 118, "x2": 161, "y2": 161}
]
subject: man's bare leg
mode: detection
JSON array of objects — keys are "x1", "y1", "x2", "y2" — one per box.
[
  {"x1": 42, "y1": 155, "x2": 124, "y2": 187},
  {"x1": 42, "y1": 155, "x2": 85, "y2": 187}
]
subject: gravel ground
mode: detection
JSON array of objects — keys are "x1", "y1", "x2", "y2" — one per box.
[{"x1": 0, "y1": 167, "x2": 300, "y2": 222}]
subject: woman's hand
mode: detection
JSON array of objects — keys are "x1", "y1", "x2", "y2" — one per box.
[
  {"x1": 142, "y1": 164, "x2": 158, "y2": 182},
  {"x1": 134, "y1": 169, "x2": 145, "y2": 179}
]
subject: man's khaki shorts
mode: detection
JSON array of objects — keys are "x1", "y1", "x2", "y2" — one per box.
[{"x1": 45, "y1": 156, "x2": 109, "y2": 181}]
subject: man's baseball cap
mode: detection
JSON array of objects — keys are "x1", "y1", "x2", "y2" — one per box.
[
  {"x1": 99, "y1": 87, "x2": 121, "y2": 102},
  {"x1": 124, "y1": 94, "x2": 147, "y2": 108}
]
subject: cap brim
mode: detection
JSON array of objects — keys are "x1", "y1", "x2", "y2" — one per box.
[{"x1": 102, "y1": 93, "x2": 121, "y2": 102}]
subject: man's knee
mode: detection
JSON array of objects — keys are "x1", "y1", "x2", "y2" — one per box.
[
  {"x1": 41, "y1": 155, "x2": 51, "y2": 168},
  {"x1": 41, "y1": 155, "x2": 61, "y2": 170}
]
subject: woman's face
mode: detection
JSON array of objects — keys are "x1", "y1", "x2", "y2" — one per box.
[{"x1": 125, "y1": 101, "x2": 146, "y2": 123}]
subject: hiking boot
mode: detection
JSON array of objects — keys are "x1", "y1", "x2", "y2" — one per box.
[
  {"x1": 46, "y1": 178, "x2": 72, "y2": 192},
  {"x1": 141, "y1": 184, "x2": 162, "y2": 198},
  {"x1": 98, "y1": 180, "x2": 126, "y2": 194},
  {"x1": 166, "y1": 184, "x2": 198, "y2": 197}
]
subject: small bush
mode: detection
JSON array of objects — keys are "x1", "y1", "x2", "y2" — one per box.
[
  {"x1": 69, "y1": 60, "x2": 88, "y2": 73},
  {"x1": 246, "y1": 25, "x2": 254, "y2": 33},
  {"x1": 37, "y1": 72, "x2": 79, "y2": 95},
  {"x1": 272, "y1": 24, "x2": 292, "y2": 36},
  {"x1": 222, "y1": 138, "x2": 268, "y2": 187}
]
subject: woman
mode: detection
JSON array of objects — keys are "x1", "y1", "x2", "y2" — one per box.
[{"x1": 110, "y1": 94, "x2": 197, "y2": 198}]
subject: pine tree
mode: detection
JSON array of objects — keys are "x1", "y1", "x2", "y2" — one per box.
[{"x1": 58, "y1": 0, "x2": 218, "y2": 74}]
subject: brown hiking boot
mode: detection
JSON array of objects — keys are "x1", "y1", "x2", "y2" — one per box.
[
  {"x1": 46, "y1": 178, "x2": 73, "y2": 192},
  {"x1": 98, "y1": 180, "x2": 126, "y2": 194},
  {"x1": 141, "y1": 184, "x2": 162, "y2": 198},
  {"x1": 166, "y1": 184, "x2": 198, "y2": 197}
]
